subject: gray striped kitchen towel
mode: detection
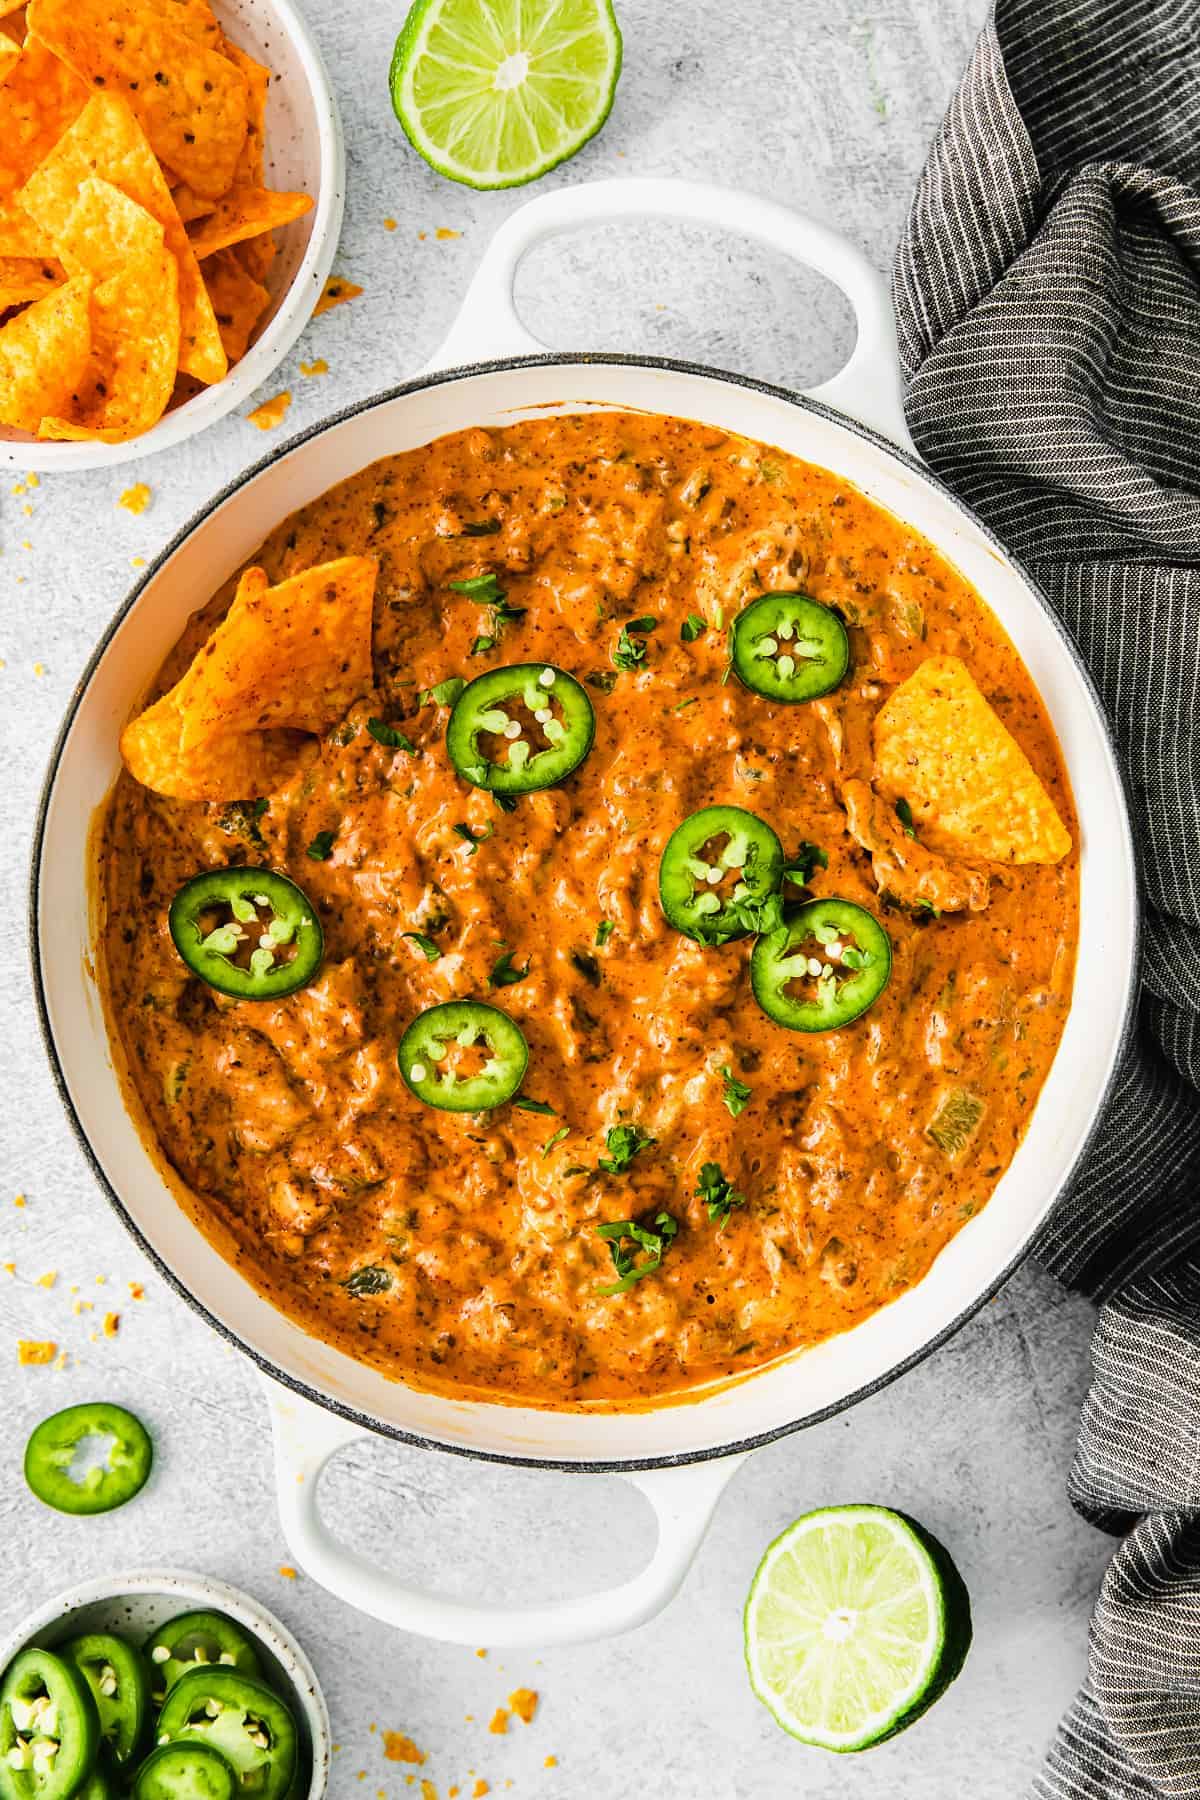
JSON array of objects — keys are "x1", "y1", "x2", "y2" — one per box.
[{"x1": 893, "y1": 0, "x2": 1200, "y2": 1792}]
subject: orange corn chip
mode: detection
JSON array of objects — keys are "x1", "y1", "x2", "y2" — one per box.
[
  {"x1": 233, "y1": 232, "x2": 275, "y2": 284},
  {"x1": 40, "y1": 246, "x2": 178, "y2": 442},
  {"x1": 0, "y1": 253, "x2": 61, "y2": 308},
  {"x1": 0, "y1": 33, "x2": 18, "y2": 82},
  {"x1": 0, "y1": 273, "x2": 90, "y2": 431},
  {"x1": 0, "y1": 0, "x2": 26, "y2": 18},
  {"x1": 121, "y1": 555, "x2": 377, "y2": 799},
  {"x1": 18, "y1": 94, "x2": 226, "y2": 385},
  {"x1": 246, "y1": 389, "x2": 289, "y2": 430},
  {"x1": 873, "y1": 655, "x2": 1072, "y2": 865},
  {"x1": 161, "y1": 0, "x2": 221, "y2": 51},
  {"x1": 313, "y1": 276, "x2": 362, "y2": 317},
  {"x1": 28, "y1": 0, "x2": 248, "y2": 198},
  {"x1": 203, "y1": 246, "x2": 268, "y2": 363},
  {"x1": 170, "y1": 182, "x2": 215, "y2": 224},
  {"x1": 0, "y1": 34, "x2": 86, "y2": 202},
  {"x1": 57, "y1": 177, "x2": 163, "y2": 279},
  {"x1": 187, "y1": 185, "x2": 311, "y2": 259},
  {"x1": 223, "y1": 39, "x2": 269, "y2": 187},
  {"x1": 0, "y1": 202, "x2": 54, "y2": 257}
]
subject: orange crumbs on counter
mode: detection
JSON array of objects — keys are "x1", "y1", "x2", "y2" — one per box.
[
  {"x1": 247, "y1": 392, "x2": 292, "y2": 431},
  {"x1": 508, "y1": 1689, "x2": 537, "y2": 1725},
  {"x1": 487, "y1": 1710, "x2": 508, "y2": 1736},
  {"x1": 103, "y1": 1312, "x2": 120, "y2": 1337},
  {"x1": 382, "y1": 1734, "x2": 425, "y2": 1765},
  {"x1": 119, "y1": 484, "x2": 151, "y2": 515},
  {"x1": 35, "y1": 1271, "x2": 56, "y2": 1288},
  {"x1": 472, "y1": 1784, "x2": 488, "y2": 1799},
  {"x1": 278, "y1": 1565, "x2": 297, "y2": 1580},
  {"x1": 17, "y1": 1340, "x2": 56, "y2": 1365},
  {"x1": 313, "y1": 277, "x2": 363, "y2": 316}
]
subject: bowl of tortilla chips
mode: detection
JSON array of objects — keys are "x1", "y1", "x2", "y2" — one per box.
[{"x1": 0, "y1": 0, "x2": 343, "y2": 468}]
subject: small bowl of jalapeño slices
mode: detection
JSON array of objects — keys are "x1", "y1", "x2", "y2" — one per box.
[{"x1": 0, "y1": 1569, "x2": 329, "y2": 1800}]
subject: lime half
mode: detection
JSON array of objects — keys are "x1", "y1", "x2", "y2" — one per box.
[
  {"x1": 744, "y1": 1505, "x2": 972, "y2": 1752},
  {"x1": 390, "y1": 0, "x2": 622, "y2": 190}
]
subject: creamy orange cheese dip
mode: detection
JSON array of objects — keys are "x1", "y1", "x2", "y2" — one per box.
[{"x1": 99, "y1": 412, "x2": 1078, "y2": 1406}]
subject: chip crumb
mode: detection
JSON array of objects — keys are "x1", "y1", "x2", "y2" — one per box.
[
  {"x1": 132, "y1": 556, "x2": 147, "y2": 569},
  {"x1": 18, "y1": 1340, "x2": 56, "y2": 1365},
  {"x1": 22, "y1": 503, "x2": 32, "y2": 516},
  {"x1": 383, "y1": 1733, "x2": 424, "y2": 1765},
  {"x1": 299, "y1": 358, "x2": 328, "y2": 377},
  {"x1": 472, "y1": 1784, "x2": 488, "y2": 1799},
  {"x1": 278, "y1": 1565, "x2": 297, "y2": 1579},
  {"x1": 247, "y1": 391, "x2": 292, "y2": 431},
  {"x1": 448, "y1": 1789, "x2": 459, "y2": 1798},
  {"x1": 356, "y1": 1774, "x2": 365, "y2": 1783},
  {"x1": 27, "y1": 474, "x2": 39, "y2": 487},
  {"x1": 420, "y1": 1783, "x2": 438, "y2": 1800},
  {"x1": 475, "y1": 1649, "x2": 487, "y2": 1659},
  {"x1": 435, "y1": 228, "x2": 460, "y2": 240},
  {"x1": 35, "y1": 1270, "x2": 56, "y2": 1289},
  {"x1": 487, "y1": 1710, "x2": 508, "y2": 1736},
  {"x1": 313, "y1": 276, "x2": 363, "y2": 317},
  {"x1": 11, "y1": 481, "x2": 25, "y2": 495},
  {"x1": 129, "y1": 1281, "x2": 143, "y2": 1299},
  {"x1": 54, "y1": 1352, "x2": 69, "y2": 1371},
  {"x1": 508, "y1": 1689, "x2": 537, "y2": 1725},
  {"x1": 13, "y1": 1195, "x2": 25, "y2": 1208},
  {"x1": 543, "y1": 1755, "x2": 557, "y2": 1768},
  {"x1": 103, "y1": 1310, "x2": 120, "y2": 1337},
  {"x1": 3, "y1": 1263, "x2": 14, "y2": 1276},
  {"x1": 384, "y1": 217, "x2": 397, "y2": 231},
  {"x1": 418, "y1": 231, "x2": 427, "y2": 241},
  {"x1": 32, "y1": 659, "x2": 43, "y2": 671}
]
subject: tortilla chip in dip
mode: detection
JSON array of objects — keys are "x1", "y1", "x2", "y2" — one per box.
[
  {"x1": 121, "y1": 555, "x2": 378, "y2": 799},
  {"x1": 873, "y1": 654, "x2": 1071, "y2": 865}
]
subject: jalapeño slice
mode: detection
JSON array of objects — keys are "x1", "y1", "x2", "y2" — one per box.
[
  {"x1": 730, "y1": 593, "x2": 849, "y2": 703},
  {"x1": 155, "y1": 1671, "x2": 296, "y2": 1800},
  {"x1": 143, "y1": 1615, "x2": 262, "y2": 1699},
  {"x1": 658, "y1": 805, "x2": 784, "y2": 946},
  {"x1": 133, "y1": 1743, "x2": 238, "y2": 1800},
  {"x1": 60, "y1": 1634, "x2": 151, "y2": 1768},
  {"x1": 751, "y1": 898, "x2": 891, "y2": 1032},
  {"x1": 168, "y1": 869, "x2": 323, "y2": 1001},
  {"x1": 0, "y1": 1647, "x2": 99, "y2": 1800},
  {"x1": 23, "y1": 1402, "x2": 152, "y2": 1516},
  {"x1": 446, "y1": 663, "x2": 594, "y2": 794},
  {"x1": 398, "y1": 1001, "x2": 529, "y2": 1113}
]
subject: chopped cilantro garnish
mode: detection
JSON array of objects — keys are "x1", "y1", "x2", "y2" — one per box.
[
  {"x1": 586, "y1": 669, "x2": 618, "y2": 694},
  {"x1": 454, "y1": 821, "x2": 492, "y2": 855},
  {"x1": 783, "y1": 841, "x2": 829, "y2": 887},
  {"x1": 680, "y1": 613, "x2": 707, "y2": 643},
  {"x1": 367, "y1": 717, "x2": 416, "y2": 752},
  {"x1": 216, "y1": 797, "x2": 268, "y2": 851},
  {"x1": 597, "y1": 1122, "x2": 655, "y2": 1176},
  {"x1": 458, "y1": 519, "x2": 502, "y2": 536},
  {"x1": 306, "y1": 829, "x2": 337, "y2": 861},
  {"x1": 514, "y1": 1096, "x2": 556, "y2": 1116},
  {"x1": 342, "y1": 1264, "x2": 393, "y2": 1297},
  {"x1": 595, "y1": 920, "x2": 615, "y2": 948},
  {"x1": 612, "y1": 616, "x2": 657, "y2": 672},
  {"x1": 490, "y1": 949, "x2": 530, "y2": 988},
  {"x1": 449, "y1": 572, "x2": 507, "y2": 602},
  {"x1": 895, "y1": 797, "x2": 916, "y2": 838},
  {"x1": 493, "y1": 792, "x2": 518, "y2": 813},
  {"x1": 418, "y1": 677, "x2": 466, "y2": 708},
  {"x1": 719, "y1": 1066, "x2": 752, "y2": 1118},
  {"x1": 595, "y1": 1211, "x2": 678, "y2": 1295},
  {"x1": 402, "y1": 931, "x2": 441, "y2": 961},
  {"x1": 571, "y1": 949, "x2": 602, "y2": 986},
  {"x1": 542, "y1": 1124, "x2": 571, "y2": 1157},
  {"x1": 696, "y1": 1160, "x2": 746, "y2": 1226},
  {"x1": 470, "y1": 634, "x2": 497, "y2": 656}
]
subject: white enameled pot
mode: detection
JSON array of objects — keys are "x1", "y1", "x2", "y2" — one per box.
[{"x1": 31, "y1": 179, "x2": 1139, "y2": 1648}]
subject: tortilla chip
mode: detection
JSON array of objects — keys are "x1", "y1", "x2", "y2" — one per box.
[
  {"x1": 56, "y1": 176, "x2": 162, "y2": 278},
  {"x1": 873, "y1": 655, "x2": 1072, "y2": 865},
  {"x1": 187, "y1": 185, "x2": 311, "y2": 259},
  {"x1": 0, "y1": 32, "x2": 19, "y2": 82},
  {"x1": 0, "y1": 201, "x2": 54, "y2": 257},
  {"x1": 203, "y1": 246, "x2": 268, "y2": 363},
  {"x1": 27, "y1": 0, "x2": 248, "y2": 198},
  {"x1": 161, "y1": 0, "x2": 221, "y2": 51},
  {"x1": 121, "y1": 555, "x2": 377, "y2": 799},
  {"x1": 40, "y1": 245, "x2": 178, "y2": 441},
  {"x1": 0, "y1": 0, "x2": 26, "y2": 19},
  {"x1": 313, "y1": 275, "x2": 362, "y2": 317},
  {"x1": 0, "y1": 252, "x2": 61, "y2": 308},
  {"x1": 246, "y1": 389, "x2": 289, "y2": 430},
  {"x1": 233, "y1": 231, "x2": 275, "y2": 284},
  {"x1": 170, "y1": 182, "x2": 215, "y2": 224},
  {"x1": 223, "y1": 39, "x2": 269, "y2": 186},
  {"x1": 0, "y1": 34, "x2": 86, "y2": 202},
  {"x1": 18, "y1": 93, "x2": 226, "y2": 384},
  {"x1": 0, "y1": 272, "x2": 90, "y2": 431}
]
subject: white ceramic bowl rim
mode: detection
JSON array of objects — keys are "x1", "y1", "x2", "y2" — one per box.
[{"x1": 28, "y1": 351, "x2": 1141, "y2": 1472}]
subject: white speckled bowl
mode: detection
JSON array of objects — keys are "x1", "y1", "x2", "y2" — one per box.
[
  {"x1": 0, "y1": 1570, "x2": 329, "y2": 1798},
  {"x1": 0, "y1": 0, "x2": 345, "y2": 474}
]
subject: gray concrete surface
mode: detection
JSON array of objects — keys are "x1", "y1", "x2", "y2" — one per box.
[{"x1": 0, "y1": 0, "x2": 1115, "y2": 1794}]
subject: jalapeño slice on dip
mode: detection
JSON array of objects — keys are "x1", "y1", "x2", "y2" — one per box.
[
  {"x1": 752, "y1": 898, "x2": 891, "y2": 1031},
  {"x1": 659, "y1": 806, "x2": 784, "y2": 945},
  {"x1": 446, "y1": 663, "x2": 595, "y2": 793},
  {"x1": 730, "y1": 593, "x2": 850, "y2": 703},
  {"x1": 168, "y1": 870, "x2": 323, "y2": 1001},
  {"x1": 399, "y1": 1001, "x2": 529, "y2": 1112}
]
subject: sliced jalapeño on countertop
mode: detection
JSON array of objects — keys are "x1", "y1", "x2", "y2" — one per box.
[
  {"x1": 0, "y1": 1647, "x2": 99, "y2": 1800},
  {"x1": 730, "y1": 592, "x2": 849, "y2": 703},
  {"x1": 446, "y1": 663, "x2": 595, "y2": 794},
  {"x1": 60, "y1": 1634, "x2": 151, "y2": 1769},
  {"x1": 132, "y1": 1742, "x2": 239, "y2": 1800},
  {"x1": 168, "y1": 869, "x2": 323, "y2": 1001},
  {"x1": 398, "y1": 1001, "x2": 529, "y2": 1113},
  {"x1": 751, "y1": 898, "x2": 891, "y2": 1031},
  {"x1": 23, "y1": 1402, "x2": 152, "y2": 1516},
  {"x1": 659, "y1": 805, "x2": 784, "y2": 945},
  {"x1": 143, "y1": 1616, "x2": 261, "y2": 1699},
  {"x1": 155, "y1": 1671, "x2": 296, "y2": 1800}
]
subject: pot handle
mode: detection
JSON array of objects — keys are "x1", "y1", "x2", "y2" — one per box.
[
  {"x1": 425, "y1": 176, "x2": 913, "y2": 450},
  {"x1": 263, "y1": 1380, "x2": 746, "y2": 1647}
]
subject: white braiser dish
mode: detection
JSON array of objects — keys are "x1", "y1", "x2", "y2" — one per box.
[{"x1": 32, "y1": 180, "x2": 1138, "y2": 1645}]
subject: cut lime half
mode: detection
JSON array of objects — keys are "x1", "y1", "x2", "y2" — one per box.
[
  {"x1": 744, "y1": 1505, "x2": 972, "y2": 1752},
  {"x1": 390, "y1": 0, "x2": 622, "y2": 190}
]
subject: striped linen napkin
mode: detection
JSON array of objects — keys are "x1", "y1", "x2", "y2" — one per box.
[{"x1": 893, "y1": 0, "x2": 1200, "y2": 1792}]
